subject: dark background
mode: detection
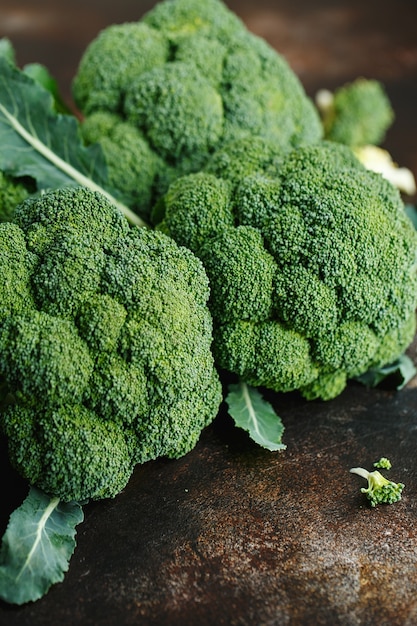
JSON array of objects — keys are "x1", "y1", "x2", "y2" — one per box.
[{"x1": 1, "y1": 2, "x2": 417, "y2": 625}]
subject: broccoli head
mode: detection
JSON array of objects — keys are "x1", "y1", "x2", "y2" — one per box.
[
  {"x1": 72, "y1": 0, "x2": 322, "y2": 218},
  {"x1": 317, "y1": 78, "x2": 394, "y2": 147},
  {"x1": 0, "y1": 186, "x2": 222, "y2": 502},
  {"x1": 156, "y1": 140, "x2": 417, "y2": 400}
]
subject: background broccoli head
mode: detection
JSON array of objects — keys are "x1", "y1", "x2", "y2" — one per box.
[
  {"x1": 72, "y1": 0, "x2": 322, "y2": 221},
  {"x1": 0, "y1": 187, "x2": 222, "y2": 502},
  {"x1": 156, "y1": 141, "x2": 417, "y2": 401},
  {"x1": 317, "y1": 78, "x2": 395, "y2": 147}
]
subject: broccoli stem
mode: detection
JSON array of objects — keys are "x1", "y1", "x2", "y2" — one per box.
[
  {"x1": 0, "y1": 102, "x2": 148, "y2": 228},
  {"x1": 350, "y1": 467, "x2": 370, "y2": 480},
  {"x1": 19, "y1": 496, "x2": 61, "y2": 581}
]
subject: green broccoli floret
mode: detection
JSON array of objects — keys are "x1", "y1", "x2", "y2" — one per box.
[
  {"x1": 350, "y1": 466, "x2": 404, "y2": 507},
  {"x1": 141, "y1": 0, "x2": 245, "y2": 43},
  {"x1": 156, "y1": 140, "x2": 417, "y2": 400},
  {"x1": 0, "y1": 311, "x2": 94, "y2": 403},
  {"x1": 0, "y1": 222, "x2": 37, "y2": 316},
  {"x1": 204, "y1": 135, "x2": 284, "y2": 192},
  {"x1": 0, "y1": 171, "x2": 32, "y2": 222},
  {"x1": 72, "y1": 0, "x2": 322, "y2": 217},
  {"x1": 219, "y1": 31, "x2": 322, "y2": 150},
  {"x1": 374, "y1": 457, "x2": 392, "y2": 470},
  {"x1": 72, "y1": 22, "x2": 169, "y2": 114},
  {"x1": 80, "y1": 111, "x2": 164, "y2": 220},
  {"x1": 317, "y1": 78, "x2": 394, "y2": 147},
  {"x1": 0, "y1": 186, "x2": 222, "y2": 502},
  {"x1": 124, "y1": 61, "x2": 224, "y2": 165}
]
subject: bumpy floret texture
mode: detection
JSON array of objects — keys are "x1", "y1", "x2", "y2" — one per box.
[
  {"x1": 80, "y1": 112, "x2": 165, "y2": 220},
  {"x1": 73, "y1": 0, "x2": 322, "y2": 218},
  {"x1": 360, "y1": 470, "x2": 404, "y2": 507},
  {"x1": 0, "y1": 187, "x2": 222, "y2": 502},
  {"x1": 322, "y1": 78, "x2": 394, "y2": 147},
  {"x1": 156, "y1": 141, "x2": 417, "y2": 400}
]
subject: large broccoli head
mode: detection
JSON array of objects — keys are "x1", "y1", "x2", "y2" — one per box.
[
  {"x1": 72, "y1": 0, "x2": 322, "y2": 219},
  {"x1": 0, "y1": 187, "x2": 222, "y2": 502},
  {"x1": 156, "y1": 141, "x2": 417, "y2": 401}
]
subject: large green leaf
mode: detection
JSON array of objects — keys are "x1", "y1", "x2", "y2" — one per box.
[
  {"x1": 226, "y1": 382, "x2": 286, "y2": 451},
  {"x1": 0, "y1": 488, "x2": 84, "y2": 605},
  {"x1": 0, "y1": 54, "x2": 144, "y2": 226}
]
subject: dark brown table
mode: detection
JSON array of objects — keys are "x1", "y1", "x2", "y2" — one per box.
[{"x1": 1, "y1": 1, "x2": 417, "y2": 624}]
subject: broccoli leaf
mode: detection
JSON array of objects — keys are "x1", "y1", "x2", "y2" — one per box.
[
  {"x1": 22, "y1": 62, "x2": 72, "y2": 115},
  {"x1": 0, "y1": 487, "x2": 83, "y2": 605},
  {"x1": 0, "y1": 38, "x2": 15, "y2": 64},
  {"x1": 404, "y1": 204, "x2": 417, "y2": 230},
  {"x1": 355, "y1": 353, "x2": 417, "y2": 390},
  {"x1": 226, "y1": 382, "x2": 286, "y2": 451},
  {"x1": 0, "y1": 56, "x2": 145, "y2": 226}
]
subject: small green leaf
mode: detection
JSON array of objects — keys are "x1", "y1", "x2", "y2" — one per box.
[
  {"x1": 0, "y1": 38, "x2": 15, "y2": 65},
  {"x1": 355, "y1": 353, "x2": 417, "y2": 390},
  {"x1": 22, "y1": 63, "x2": 71, "y2": 115},
  {"x1": 226, "y1": 382, "x2": 286, "y2": 451},
  {"x1": 0, "y1": 487, "x2": 84, "y2": 605}
]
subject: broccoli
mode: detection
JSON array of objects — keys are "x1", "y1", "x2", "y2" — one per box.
[
  {"x1": 79, "y1": 111, "x2": 165, "y2": 220},
  {"x1": 315, "y1": 80, "x2": 416, "y2": 196},
  {"x1": 0, "y1": 170, "x2": 32, "y2": 222},
  {"x1": 316, "y1": 78, "x2": 394, "y2": 147},
  {"x1": 155, "y1": 140, "x2": 417, "y2": 400},
  {"x1": 350, "y1": 466, "x2": 404, "y2": 507},
  {"x1": 0, "y1": 186, "x2": 222, "y2": 502},
  {"x1": 374, "y1": 457, "x2": 392, "y2": 470},
  {"x1": 72, "y1": 22, "x2": 170, "y2": 114},
  {"x1": 72, "y1": 0, "x2": 322, "y2": 217}
]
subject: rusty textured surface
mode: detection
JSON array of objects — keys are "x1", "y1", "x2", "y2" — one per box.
[{"x1": 1, "y1": 1, "x2": 417, "y2": 624}]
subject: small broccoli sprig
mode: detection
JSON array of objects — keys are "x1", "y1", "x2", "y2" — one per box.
[
  {"x1": 350, "y1": 465, "x2": 404, "y2": 507},
  {"x1": 374, "y1": 457, "x2": 392, "y2": 470}
]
